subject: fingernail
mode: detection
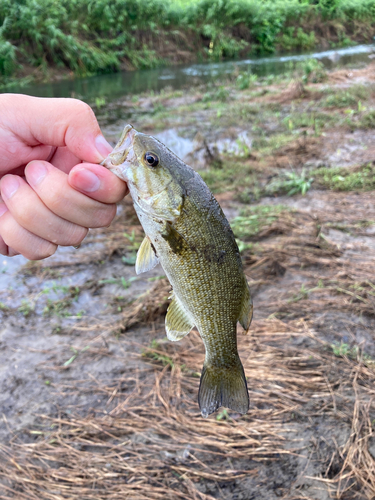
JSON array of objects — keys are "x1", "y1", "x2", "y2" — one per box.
[
  {"x1": 27, "y1": 162, "x2": 48, "y2": 186},
  {"x1": 1, "y1": 176, "x2": 19, "y2": 200},
  {"x1": 95, "y1": 135, "x2": 113, "y2": 159},
  {"x1": 71, "y1": 168, "x2": 101, "y2": 193}
]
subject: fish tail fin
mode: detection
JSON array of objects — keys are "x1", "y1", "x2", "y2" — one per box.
[{"x1": 198, "y1": 358, "x2": 249, "y2": 418}]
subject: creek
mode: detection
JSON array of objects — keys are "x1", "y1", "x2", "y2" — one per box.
[{"x1": 7, "y1": 43, "x2": 375, "y2": 102}]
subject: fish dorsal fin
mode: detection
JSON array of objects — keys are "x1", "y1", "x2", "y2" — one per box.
[
  {"x1": 239, "y1": 281, "x2": 253, "y2": 333},
  {"x1": 135, "y1": 236, "x2": 159, "y2": 275},
  {"x1": 165, "y1": 293, "x2": 195, "y2": 342}
]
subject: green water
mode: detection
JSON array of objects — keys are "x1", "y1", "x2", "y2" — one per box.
[{"x1": 5, "y1": 44, "x2": 375, "y2": 104}]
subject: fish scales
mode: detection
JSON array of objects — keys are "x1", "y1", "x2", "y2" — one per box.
[
  {"x1": 139, "y1": 182, "x2": 243, "y2": 358},
  {"x1": 102, "y1": 125, "x2": 253, "y2": 417}
]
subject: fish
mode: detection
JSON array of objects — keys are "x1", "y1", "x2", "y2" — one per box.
[{"x1": 102, "y1": 125, "x2": 253, "y2": 418}]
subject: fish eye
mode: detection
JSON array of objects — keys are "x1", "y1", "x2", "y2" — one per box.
[{"x1": 144, "y1": 152, "x2": 159, "y2": 168}]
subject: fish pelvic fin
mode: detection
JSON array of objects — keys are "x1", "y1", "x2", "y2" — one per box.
[
  {"x1": 135, "y1": 236, "x2": 159, "y2": 275},
  {"x1": 198, "y1": 358, "x2": 249, "y2": 418},
  {"x1": 165, "y1": 293, "x2": 195, "y2": 342},
  {"x1": 239, "y1": 281, "x2": 253, "y2": 333}
]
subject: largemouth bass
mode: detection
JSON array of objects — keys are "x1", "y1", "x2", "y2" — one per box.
[{"x1": 102, "y1": 125, "x2": 253, "y2": 417}]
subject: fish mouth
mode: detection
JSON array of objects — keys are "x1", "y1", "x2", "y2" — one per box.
[{"x1": 100, "y1": 124, "x2": 136, "y2": 182}]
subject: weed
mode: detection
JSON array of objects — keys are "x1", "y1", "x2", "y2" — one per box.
[
  {"x1": 295, "y1": 58, "x2": 327, "y2": 84},
  {"x1": 331, "y1": 342, "x2": 359, "y2": 359},
  {"x1": 279, "y1": 27, "x2": 316, "y2": 52},
  {"x1": 0, "y1": 37, "x2": 17, "y2": 77},
  {"x1": 43, "y1": 298, "x2": 72, "y2": 317},
  {"x1": 314, "y1": 163, "x2": 375, "y2": 191},
  {"x1": 18, "y1": 300, "x2": 34, "y2": 317},
  {"x1": 99, "y1": 276, "x2": 137, "y2": 289},
  {"x1": 235, "y1": 138, "x2": 251, "y2": 157},
  {"x1": 216, "y1": 408, "x2": 232, "y2": 421},
  {"x1": 288, "y1": 284, "x2": 310, "y2": 303},
  {"x1": 266, "y1": 169, "x2": 314, "y2": 196},
  {"x1": 122, "y1": 254, "x2": 137, "y2": 266},
  {"x1": 282, "y1": 112, "x2": 332, "y2": 134},
  {"x1": 236, "y1": 71, "x2": 257, "y2": 90},
  {"x1": 0, "y1": 302, "x2": 9, "y2": 311},
  {"x1": 236, "y1": 240, "x2": 254, "y2": 254},
  {"x1": 231, "y1": 205, "x2": 288, "y2": 240},
  {"x1": 202, "y1": 86, "x2": 230, "y2": 102},
  {"x1": 252, "y1": 133, "x2": 295, "y2": 155},
  {"x1": 200, "y1": 160, "x2": 255, "y2": 194},
  {"x1": 63, "y1": 345, "x2": 90, "y2": 367},
  {"x1": 143, "y1": 340, "x2": 174, "y2": 368},
  {"x1": 324, "y1": 87, "x2": 369, "y2": 108},
  {"x1": 95, "y1": 97, "x2": 106, "y2": 109},
  {"x1": 357, "y1": 110, "x2": 375, "y2": 129},
  {"x1": 123, "y1": 230, "x2": 141, "y2": 250},
  {"x1": 204, "y1": 27, "x2": 249, "y2": 60},
  {"x1": 43, "y1": 285, "x2": 81, "y2": 317}
]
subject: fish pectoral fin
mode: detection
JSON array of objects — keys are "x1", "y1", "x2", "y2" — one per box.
[
  {"x1": 135, "y1": 236, "x2": 160, "y2": 275},
  {"x1": 239, "y1": 281, "x2": 253, "y2": 334},
  {"x1": 198, "y1": 358, "x2": 249, "y2": 418},
  {"x1": 165, "y1": 294, "x2": 195, "y2": 342}
]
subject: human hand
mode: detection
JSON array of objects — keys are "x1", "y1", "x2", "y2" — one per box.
[{"x1": 0, "y1": 94, "x2": 128, "y2": 259}]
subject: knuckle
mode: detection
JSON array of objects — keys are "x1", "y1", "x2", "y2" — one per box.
[
  {"x1": 15, "y1": 208, "x2": 35, "y2": 228},
  {"x1": 65, "y1": 226, "x2": 88, "y2": 246},
  {"x1": 30, "y1": 242, "x2": 57, "y2": 261},
  {"x1": 46, "y1": 195, "x2": 64, "y2": 215},
  {"x1": 46, "y1": 224, "x2": 88, "y2": 247},
  {"x1": 68, "y1": 99, "x2": 96, "y2": 121},
  {"x1": 90, "y1": 205, "x2": 116, "y2": 228}
]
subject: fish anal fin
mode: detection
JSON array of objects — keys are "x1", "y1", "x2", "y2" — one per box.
[
  {"x1": 198, "y1": 358, "x2": 249, "y2": 418},
  {"x1": 135, "y1": 236, "x2": 159, "y2": 275},
  {"x1": 165, "y1": 294, "x2": 195, "y2": 342},
  {"x1": 239, "y1": 281, "x2": 253, "y2": 333}
]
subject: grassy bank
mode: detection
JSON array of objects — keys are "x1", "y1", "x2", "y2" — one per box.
[{"x1": 1, "y1": 0, "x2": 375, "y2": 85}]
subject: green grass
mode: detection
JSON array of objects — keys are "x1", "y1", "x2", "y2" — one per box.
[
  {"x1": 279, "y1": 27, "x2": 316, "y2": 52},
  {"x1": 313, "y1": 163, "x2": 375, "y2": 191},
  {"x1": 231, "y1": 204, "x2": 289, "y2": 240},
  {"x1": 200, "y1": 160, "x2": 256, "y2": 194},
  {"x1": 330, "y1": 342, "x2": 374, "y2": 364},
  {"x1": 142, "y1": 340, "x2": 174, "y2": 368},
  {"x1": 236, "y1": 71, "x2": 258, "y2": 90},
  {"x1": 1, "y1": 0, "x2": 375, "y2": 82},
  {"x1": 98, "y1": 276, "x2": 137, "y2": 289},
  {"x1": 282, "y1": 111, "x2": 335, "y2": 135},
  {"x1": 356, "y1": 109, "x2": 375, "y2": 129},
  {"x1": 18, "y1": 300, "x2": 35, "y2": 317},
  {"x1": 323, "y1": 86, "x2": 370, "y2": 108},
  {"x1": 42, "y1": 284, "x2": 81, "y2": 317},
  {"x1": 266, "y1": 169, "x2": 314, "y2": 196},
  {"x1": 295, "y1": 57, "x2": 327, "y2": 84}
]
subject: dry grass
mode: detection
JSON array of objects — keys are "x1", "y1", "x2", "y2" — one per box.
[{"x1": 0, "y1": 318, "x2": 374, "y2": 499}]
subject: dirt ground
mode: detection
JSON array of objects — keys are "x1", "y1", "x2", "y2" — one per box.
[{"x1": 1, "y1": 61, "x2": 375, "y2": 499}]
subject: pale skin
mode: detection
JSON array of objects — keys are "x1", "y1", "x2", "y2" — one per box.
[{"x1": 0, "y1": 94, "x2": 128, "y2": 260}]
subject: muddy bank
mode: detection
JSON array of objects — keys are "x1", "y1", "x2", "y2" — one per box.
[{"x1": 1, "y1": 61, "x2": 375, "y2": 499}]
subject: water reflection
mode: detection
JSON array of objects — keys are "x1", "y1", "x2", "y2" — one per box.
[{"x1": 6, "y1": 44, "x2": 375, "y2": 103}]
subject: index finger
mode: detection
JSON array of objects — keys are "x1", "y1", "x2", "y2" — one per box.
[{"x1": 1, "y1": 94, "x2": 112, "y2": 164}]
